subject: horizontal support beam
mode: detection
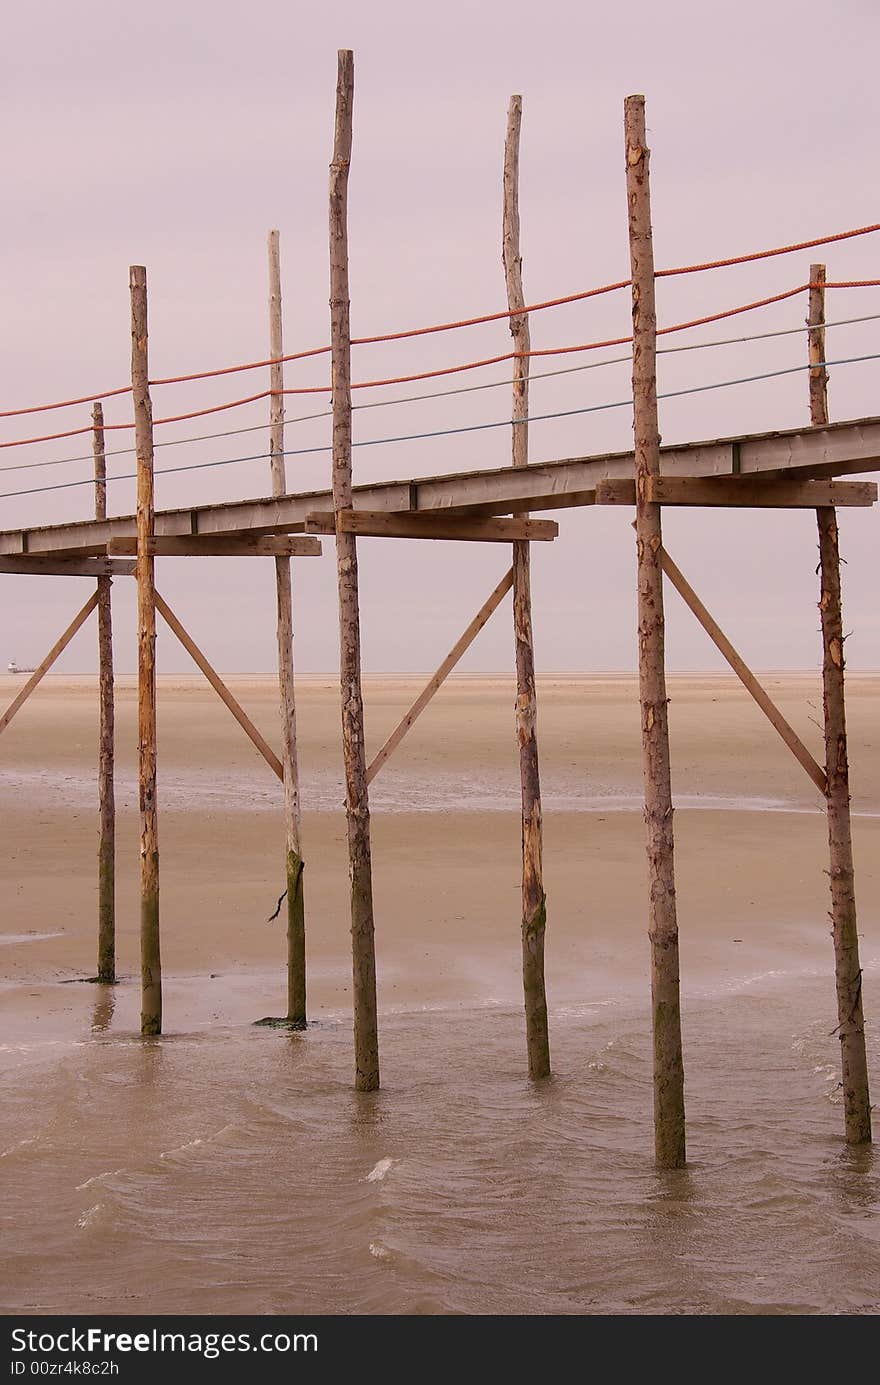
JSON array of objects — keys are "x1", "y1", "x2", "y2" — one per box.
[
  {"x1": 0, "y1": 557, "x2": 136, "y2": 577},
  {"x1": 306, "y1": 511, "x2": 558, "y2": 542},
  {"x1": 2, "y1": 416, "x2": 879, "y2": 557},
  {"x1": 106, "y1": 535, "x2": 322, "y2": 557},
  {"x1": 595, "y1": 478, "x2": 877, "y2": 507}
]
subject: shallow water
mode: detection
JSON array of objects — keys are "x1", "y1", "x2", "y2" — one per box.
[{"x1": 1, "y1": 968, "x2": 878, "y2": 1316}]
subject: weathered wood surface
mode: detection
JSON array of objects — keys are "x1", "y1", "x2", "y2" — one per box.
[
  {"x1": 4, "y1": 417, "x2": 880, "y2": 558},
  {"x1": 331, "y1": 50, "x2": 379, "y2": 1093},
  {"x1": 0, "y1": 591, "x2": 99, "y2": 736},
  {"x1": 808, "y1": 263, "x2": 830, "y2": 429},
  {"x1": 366, "y1": 567, "x2": 514, "y2": 784},
  {"x1": 658, "y1": 540, "x2": 827, "y2": 794},
  {"x1": 306, "y1": 511, "x2": 557, "y2": 541},
  {"x1": 817, "y1": 507, "x2": 872, "y2": 1142},
  {"x1": 268, "y1": 227, "x2": 306, "y2": 1028},
  {"x1": 626, "y1": 94, "x2": 685, "y2": 1169},
  {"x1": 106, "y1": 535, "x2": 321, "y2": 557},
  {"x1": 0, "y1": 557, "x2": 135, "y2": 577},
  {"x1": 596, "y1": 477, "x2": 876, "y2": 507},
  {"x1": 503, "y1": 93, "x2": 549, "y2": 1081},
  {"x1": 93, "y1": 402, "x2": 116, "y2": 983},
  {"x1": 809, "y1": 264, "x2": 871, "y2": 1143},
  {"x1": 154, "y1": 592, "x2": 283, "y2": 780},
  {"x1": 131, "y1": 265, "x2": 161, "y2": 1038}
]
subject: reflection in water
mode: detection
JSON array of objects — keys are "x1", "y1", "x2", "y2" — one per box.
[
  {"x1": 90, "y1": 987, "x2": 115, "y2": 1034},
  {"x1": 831, "y1": 1142, "x2": 878, "y2": 1217}
]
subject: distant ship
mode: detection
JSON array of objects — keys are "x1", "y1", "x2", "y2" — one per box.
[{"x1": 7, "y1": 660, "x2": 36, "y2": 675}]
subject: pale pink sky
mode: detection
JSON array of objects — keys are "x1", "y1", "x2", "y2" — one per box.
[{"x1": 1, "y1": 0, "x2": 878, "y2": 673}]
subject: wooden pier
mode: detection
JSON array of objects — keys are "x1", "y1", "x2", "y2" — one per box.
[{"x1": 1, "y1": 49, "x2": 875, "y2": 1165}]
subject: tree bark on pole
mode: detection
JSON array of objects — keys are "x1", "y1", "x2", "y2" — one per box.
[
  {"x1": 624, "y1": 95, "x2": 686, "y2": 1168},
  {"x1": 130, "y1": 265, "x2": 161, "y2": 1038},
  {"x1": 330, "y1": 49, "x2": 379, "y2": 1092},
  {"x1": 809, "y1": 263, "x2": 871, "y2": 1143},
  {"x1": 268, "y1": 228, "x2": 307, "y2": 1027},
  {"x1": 502, "y1": 94, "x2": 550, "y2": 1080},
  {"x1": 93, "y1": 402, "x2": 116, "y2": 984}
]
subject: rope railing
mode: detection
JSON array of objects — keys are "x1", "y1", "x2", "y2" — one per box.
[
  {"x1": 3, "y1": 278, "x2": 879, "y2": 454},
  {"x1": 0, "y1": 222, "x2": 877, "y2": 421},
  {"x1": 5, "y1": 309, "x2": 880, "y2": 478},
  {"x1": 2, "y1": 351, "x2": 878, "y2": 502}
]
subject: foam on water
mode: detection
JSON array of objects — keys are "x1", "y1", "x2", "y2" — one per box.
[{"x1": 366, "y1": 1158, "x2": 394, "y2": 1182}]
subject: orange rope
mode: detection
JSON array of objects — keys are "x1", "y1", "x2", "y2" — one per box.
[
  {"x1": 2, "y1": 224, "x2": 877, "y2": 417},
  {"x1": 655, "y1": 224, "x2": 880, "y2": 279},
  {"x1": 0, "y1": 421, "x2": 102, "y2": 450},
  {"x1": 2, "y1": 271, "x2": 878, "y2": 448},
  {"x1": 347, "y1": 224, "x2": 880, "y2": 347},
  {"x1": 125, "y1": 391, "x2": 272, "y2": 429},
  {"x1": 0, "y1": 383, "x2": 131, "y2": 421},
  {"x1": 286, "y1": 284, "x2": 811, "y2": 396},
  {"x1": 0, "y1": 392, "x2": 273, "y2": 450},
  {"x1": 150, "y1": 345, "x2": 331, "y2": 387},
  {"x1": 0, "y1": 284, "x2": 813, "y2": 447}
]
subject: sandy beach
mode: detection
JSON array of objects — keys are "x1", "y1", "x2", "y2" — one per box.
[{"x1": 2, "y1": 672, "x2": 878, "y2": 1010}]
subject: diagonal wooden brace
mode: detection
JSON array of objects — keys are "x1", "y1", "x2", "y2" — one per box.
[
  {"x1": 366, "y1": 567, "x2": 514, "y2": 783},
  {"x1": 656, "y1": 539, "x2": 827, "y2": 794},
  {"x1": 154, "y1": 592, "x2": 283, "y2": 780},
  {"x1": 0, "y1": 590, "x2": 100, "y2": 736}
]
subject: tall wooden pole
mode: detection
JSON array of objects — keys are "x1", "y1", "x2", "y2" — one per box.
[
  {"x1": 268, "y1": 229, "x2": 307, "y2": 1027},
  {"x1": 502, "y1": 95, "x2": 550, "y2": 1080},
  {"x1": 807, "y1": 264, "x2": 830, "y2": 428},
  {"x1": 809, "y1": 263, "x2": 871, "y2": 1143},
  {"x1": 624, "y1": 95, "x2": 686, "y2": 1168},
  {"x1": 330, "y1": 50, "x2": 379, "y2": 1091},
  {"x1": 130, "y1": 265, "x2": 161, "y2": 1037},
  {"x1": 93, "y1": 402, "x2": 116, "y2": 984}
]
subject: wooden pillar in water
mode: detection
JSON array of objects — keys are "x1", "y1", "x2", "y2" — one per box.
[
  {"x1": 624, "y1": 95, "x2": 685, "y2": 1168},
  {"x1": 268, "y1": 229, "x2": 307, "y2": 1027},
  {"x1": 502, "y1": 95, "x2": 550, "y2": 1080},
  {"x1": 329, "y1": 49, "x2": 379, "y2": 1091},
  {"x1": 130, "y1": 265, "x2": 161, "y2": 1037},
  {"x1": 808, "y1": 263, "x2": 871, "y2": 1143},
  {"x1": 93, "y1": 402, "x2": 116, "y2": 983}
]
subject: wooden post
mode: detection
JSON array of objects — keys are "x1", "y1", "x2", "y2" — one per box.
[
  {"x1": 330, "y1": 50, "x2": 379, "y2": 1091},
  {"x1": 809, "y1": 264, "x2": 871, "y2": 1142},
  {"x1": 625, "y1": 95, "x2": 686, "y2": 1168},
  {"x1": 503, "y1": 95, "x2": 550, "y2": 1080},
  {"x1": 93, "y1": 402, "x2": 116, "y2": 984},
  {"x1": 808, "y1": 264, "x2": 829, "y2": 429},
  {"x1": 130, "y1": 265, "x2": 161, "y2": 1038},
  {"x1": 268, "y1": 228, "x2": 307, "y2": 1027}
]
